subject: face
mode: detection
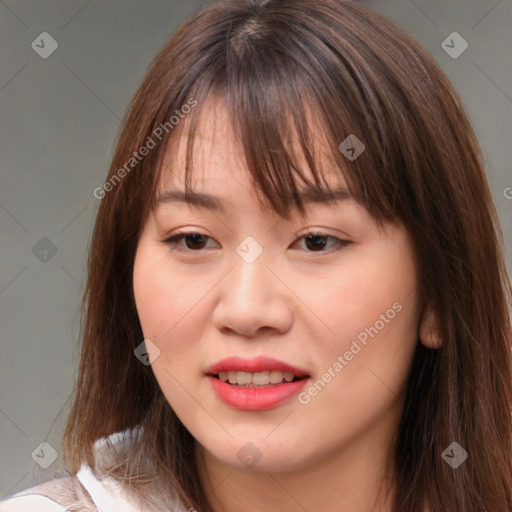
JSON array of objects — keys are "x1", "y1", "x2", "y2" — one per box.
[{"x1": 132, "y1": 99, "x2": 423, "y2": 474}]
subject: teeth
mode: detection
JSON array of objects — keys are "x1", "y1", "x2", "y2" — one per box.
[
  {"x1": 269, "y1": 370, "x2": 284, "y2": 384},
  {"x1": 237, "y1": 371, "x2": 252, "y2": 385},
  {"x1": 217, "y1": 370, "x2": 300, "y2": 386},
  {"x1": 253, "y1": 371, "x2": 270, "y2": 385}
]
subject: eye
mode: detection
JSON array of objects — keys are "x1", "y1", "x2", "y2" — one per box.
[
  {"x1": 162, "y1": 230, "x2": 352, "y2": 254},
  {"x1": 162, "y1": 231, "x2": 219, "y2": 251},
  {"x1": 292, "y1": 231, "x2": 352, "y2": 253}
]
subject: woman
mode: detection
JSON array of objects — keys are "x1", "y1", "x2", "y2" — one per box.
[{"x1": 2, "y1": 0, "x2": 511, "y2": 511}]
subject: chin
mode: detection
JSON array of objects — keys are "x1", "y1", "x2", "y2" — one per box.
[{"x1": 200, "y1": 436, "x2": 318, "y2": 474}]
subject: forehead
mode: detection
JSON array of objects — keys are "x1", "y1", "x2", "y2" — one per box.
[{"x1": 156, "y1": 95, "x2": 350, "y2": 202}]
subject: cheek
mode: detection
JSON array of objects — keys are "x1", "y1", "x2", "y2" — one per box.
[
  {"x1": 133, "y1": 242, "x2": 199, "y2": 340},
  {"x1": 133, "y1": 240, "x2": 217, "y2": 389},
  {"x1": 302, "y1": 239, "x2": 420, "y2": 406},
  {"x1": 294, "y1": 244, "x2": 417, "y2": 402},
  {"x1": 133, "y1": 243, "x2": 207, "y2": 411},
  {"x1": 296, "y1": 250, "x2": 417, "y2": 350}
]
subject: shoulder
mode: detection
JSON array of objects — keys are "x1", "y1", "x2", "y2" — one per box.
[
  {"x1": 0, "y1": 477, "x2": 73, "y2": 511},
  {"x1": 0, "y1": 496, "x2": 66, "y2": 512},
  {"x1": 0, "y1": 464, "x2": 124, "y2": 512},
  {"x1": 0, "y1": 427, "x2": 149, "y2": 512},
  {"x1": 1, "y1": 426, "x2": 185, "y2": 512}
]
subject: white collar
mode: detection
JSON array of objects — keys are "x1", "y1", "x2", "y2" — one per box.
[{"x1": 76, "y1": 463, "x2": 142, "y2": 512}]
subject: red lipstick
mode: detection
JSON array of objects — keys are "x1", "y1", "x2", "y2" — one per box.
[{"x1": 206, "y1": 356, "x2": 310, "y2": 410}]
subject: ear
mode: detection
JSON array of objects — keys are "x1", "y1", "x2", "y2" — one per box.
[{"x1": 418, "y1": 304, "x2": 442, "y2": 349}]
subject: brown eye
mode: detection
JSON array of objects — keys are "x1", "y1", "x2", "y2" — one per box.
[
  {"x1": 181, "y1": 234, "x2": 209, "y2": 250},
  {"x1": 304, "y1": 234, "x2": 328, "y2": 251},
  {"x1": 295, "y1": 233, "x2": 351, "y2": 253},
  {"x1": 163, "y1": 232, "x2": 218, "y2": 251}
]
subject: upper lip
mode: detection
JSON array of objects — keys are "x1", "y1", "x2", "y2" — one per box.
[{"x1": 206, "y1": 356, "x2": 310, "y2": 378}]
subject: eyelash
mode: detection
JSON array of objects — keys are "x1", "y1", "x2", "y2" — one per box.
[{"x1": 161, "y1": 230, "x2": 352, "y2": 255}]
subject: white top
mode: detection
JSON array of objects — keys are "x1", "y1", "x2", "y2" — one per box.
[{"x1": 0, "y1": 429, "x2": 186, "y2": 512}]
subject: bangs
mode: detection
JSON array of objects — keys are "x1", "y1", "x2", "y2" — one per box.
[
  {"x1": 147, "y1": 8, "x2": 404, "y2": 228},
  {"x1": 152, "y1": 91, "x2": 357, "y2": 221}
]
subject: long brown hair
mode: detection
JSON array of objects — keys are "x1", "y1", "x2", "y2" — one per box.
[{"x1": 61, "y1": 1, "x2": 512, "y2": 510}]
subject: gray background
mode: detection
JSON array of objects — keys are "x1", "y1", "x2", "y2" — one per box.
[{"x1": 1, "y1": 0, "x2": 511, "y2": 499}]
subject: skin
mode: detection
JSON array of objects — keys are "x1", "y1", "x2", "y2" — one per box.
[{"x1": 132, "y1": 98, "x2": 440, "y2": 512}]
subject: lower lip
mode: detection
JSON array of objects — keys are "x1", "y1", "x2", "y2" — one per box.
[{"x1": 207, "y1": 375, "x2": 309, "y2": 410}]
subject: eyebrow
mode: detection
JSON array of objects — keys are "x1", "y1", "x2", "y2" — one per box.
[{"x1": 156, "y1": 186, "x2": 352, "y2": 213}]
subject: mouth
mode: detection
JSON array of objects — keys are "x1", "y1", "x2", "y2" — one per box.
[
  {"x1": 205, "y1": 356, "x2": 311, "y2": 410},
  {"x1": 206, "y1": 355, "x2": 310, "y2": 384},
  {"x1": 211, "y1": 370, "x2": 309, "y2": 388},
  {"x1": 209, "y1": 370, "x2": 308, "y2": 387}
]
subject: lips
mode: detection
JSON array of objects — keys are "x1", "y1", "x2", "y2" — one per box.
[{"x1": 206, "y1": 356, "x2": 311, "y2": 410}]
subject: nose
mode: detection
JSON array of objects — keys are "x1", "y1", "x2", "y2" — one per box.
[{"x1": 212, "y1": 250, "x2": 294, "y2": 338}]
